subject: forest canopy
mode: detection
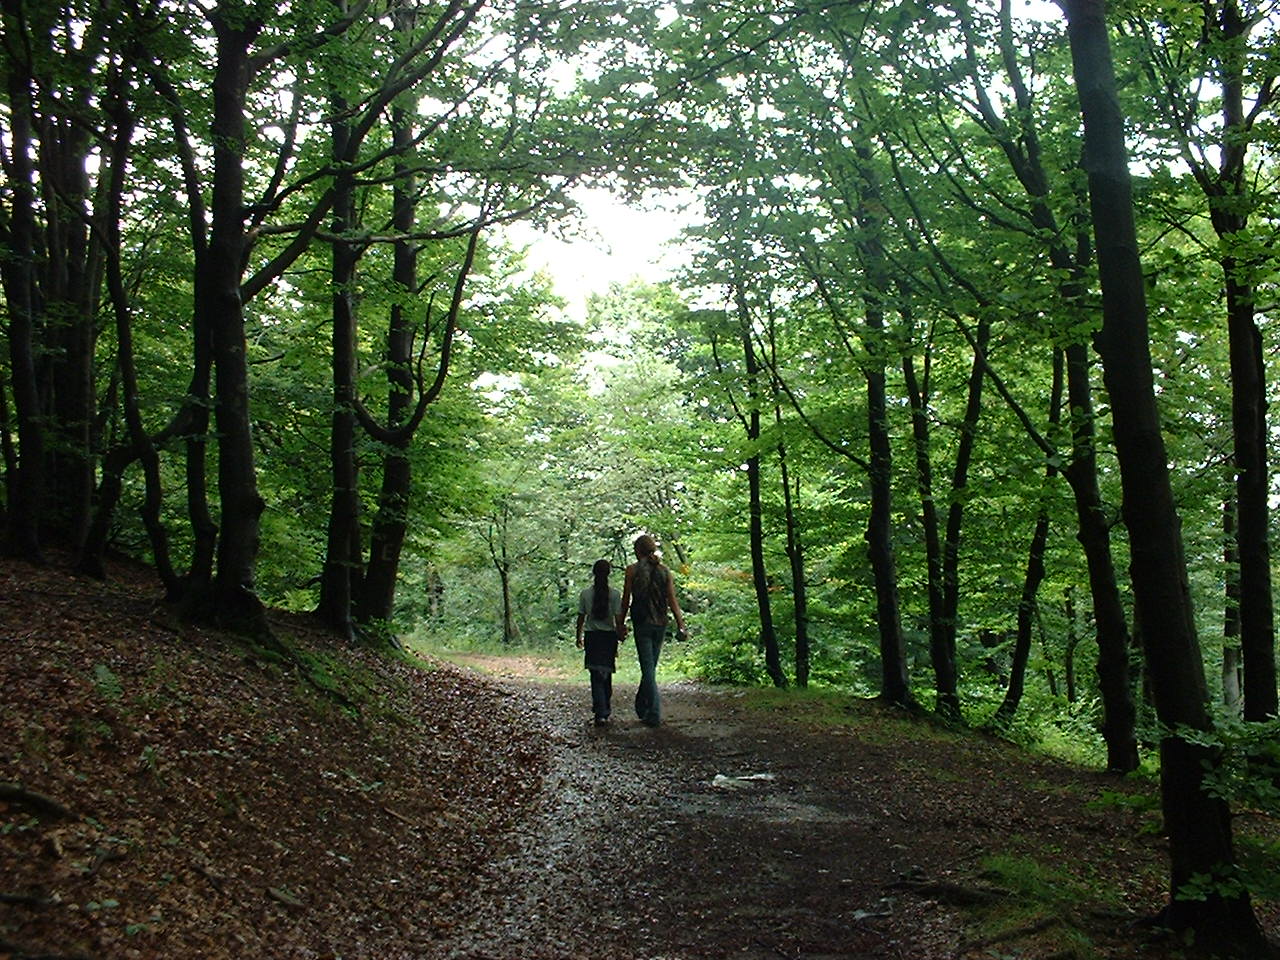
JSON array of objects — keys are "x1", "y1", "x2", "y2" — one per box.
[{"x1": 3, "y1": 0, "x2": 1279, "y2": 952}]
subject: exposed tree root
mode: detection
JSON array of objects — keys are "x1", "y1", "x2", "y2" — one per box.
[{"x1": 0, "y1": 783, "x2": 75, "y2": 821}]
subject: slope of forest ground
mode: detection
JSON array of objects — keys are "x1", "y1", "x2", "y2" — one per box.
[{"x1": 2, "y1": 556, "x2": 1276, "y2": 959}]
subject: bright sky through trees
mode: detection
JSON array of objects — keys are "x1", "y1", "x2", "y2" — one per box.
[{"x1": 507, "y1": 188, "x2": 696, "y2": 322}]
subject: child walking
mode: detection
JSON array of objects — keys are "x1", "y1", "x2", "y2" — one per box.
[{"x1": 576, "y1": 559, "x2": 621, "y2": 726}]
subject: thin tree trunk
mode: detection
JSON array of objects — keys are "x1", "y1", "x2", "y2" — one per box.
[
  {"x1": 996, "y1": 348, "x2": 1064, "y2": 725},
  {"x1": 902, "y1": 344, "x2": 951, "y2": 715},
  {"x1": 1061, "y1": 0, "x2": 1262, "y2": 944},
  {"x1": 1064, "y1": 588, "x2": 1079, "y2": 704},
  {"x1": 99, "y1": 90, "x2": 178, "y2": 593},
  {"x1": 1202, "y1": 0, "x2": 1276, "y2": 725},
  {"x1": 775, "y1": 401, "x2": 809, "y2": 688},
  {"x1": 733, "y1": 283, "x2": 785, "y2": 687},
  {"x1": 937, "y1": 316, "x2": 991, "y2": 720},
  {"x1": 1060, "y1": 341, "x2": 1138, "y2": 772},
  {"x1": 1223, "y1": 498, "x2": 1243, "y2": 714}
]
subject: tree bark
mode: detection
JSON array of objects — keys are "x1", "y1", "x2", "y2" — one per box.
[
  {"x1": 1223, "y1": 498, "x2": 1243, "y2": 714},
  {"x1": 0, "y1": 0, "x2": 46, "y2": 560},
  {"x1": 1060, "y1": 0, "x2": 1263, "y2": 944},
  {"x1": 902, "y1": 342, "x2": 952, "y2": 716},
  {"x1": 996, "y1": 348, "x2": 1064, "y2": 725},
  {"x1": 1195, "y1": 0, "x2": 1276, "y2": 725},
  {"x1": 99, "y1": 88, "x2": 179, "y2": 594},
  {"x1": 39, "y1": 98, "x2": 98, "y2": 553},
  {"x1": 1061, "y1": 341, "x2": 1138, "y2": 772},
  {"x1": 200, "y1": 9, "x2": 270, "y2": 636},
  {"x1": 317, "y1": 95, "x2": 360, "y2": 640},
  {"x1": 737, "y1": 306, "x2": 785, "y2": 688},
  {"x1": 775, "y1": 410, "x2": 809, "y2": 688},
  {"x1": 850, "y1": 147, "x2": 912, "y2": 708},
  {"x1": 357, "y1": 99, "x2": 419, "y2": 628}
]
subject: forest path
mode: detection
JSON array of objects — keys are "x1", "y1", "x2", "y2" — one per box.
[{"x1": 429, "y1": 660, "x2": 1157, "y2": 960}]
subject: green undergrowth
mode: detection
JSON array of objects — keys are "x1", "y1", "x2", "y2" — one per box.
[
  {"x1": 238, "y1": 633, "x2": 422, "y2": 730},
  {"x1": 963, "y1": 853, "x2": 1114, "y2": 960}
]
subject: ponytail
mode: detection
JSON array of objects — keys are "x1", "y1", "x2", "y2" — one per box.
[{"x1": 591, "y1": 559, "x2": 611, "y2": 620}]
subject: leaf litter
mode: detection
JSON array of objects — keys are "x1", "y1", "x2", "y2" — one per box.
[{"x1": 3, "y1": 555, "x2": 1277, "y2": 959}]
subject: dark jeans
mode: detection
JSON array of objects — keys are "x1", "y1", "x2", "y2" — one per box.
[
  {"x1": 588, "y1": 667, "x2": 613, "y2": 720},
  {"x1": 584, "y1": 630, "x2": 617, "y2": 720},
  {"x1": 633, "y1": 623, "x2": 665, "y2": 725}
]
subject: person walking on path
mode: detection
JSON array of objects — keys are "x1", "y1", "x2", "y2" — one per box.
[
  {"x1": 576, "y1": 559, "x2": 622, "y2": 726},
  {"x1": 618, "y1": 534, "x2": 686, "y2": 727}
]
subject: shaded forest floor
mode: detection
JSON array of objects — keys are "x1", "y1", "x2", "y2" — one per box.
[{"x1": 2, "y1": 556, "x2": 1276, "y2": 959}]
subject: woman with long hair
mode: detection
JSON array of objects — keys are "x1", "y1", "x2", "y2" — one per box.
[
  {"x1": 618, "y1": 534, "x2": 686, "y2": 727},
  {"x1": 576, "y1": 558, "x2": 622, "y2": 726}
]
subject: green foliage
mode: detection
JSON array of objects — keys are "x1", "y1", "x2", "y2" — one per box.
[
  {"x1": 91, "y1": 664, "x2": 124, "y2": 703},
  {"x1": 1180, "y1": 717, "x2": 1280, "y2": 820},
  {"x1": 675, "y1": 632, "x2": 770, "y2": 685}
]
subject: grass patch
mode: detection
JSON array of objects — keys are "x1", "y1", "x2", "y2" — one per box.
[{"x1": 965, "y1": 853, "x2": 1107, "y2": 959}]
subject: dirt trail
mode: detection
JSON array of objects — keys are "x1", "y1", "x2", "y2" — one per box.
[{"x1": 426, "y1": 668, "x2": 1160, "y2": 960}]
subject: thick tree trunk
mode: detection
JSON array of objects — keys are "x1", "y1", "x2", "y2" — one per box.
[
  {"x1": 358, "y1": 105, "x2": 418, "y2": 628},
  {"x1": 40, "y1": 117, "x2": 98, "y2": 554},
  {"x1": 0, "y1": 3, "x2": 45, "y2": 560},
  {"x1": 1061, "y1": 0, "x2": 1263, "y2": 946},
  {"x1": 201, "y1": 12, "x2": 269, "y2": 636},
  {"x1": 865, "y1": 360, "x2": 911, "y2": 706},
  {"x1": 317, "y1": 146, "x2": 360, "y2": 640}
]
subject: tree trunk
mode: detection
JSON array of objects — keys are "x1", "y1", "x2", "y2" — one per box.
[
  {"x1": 936, "y1": 316, "x2": 991, "y2": 721},
  {"x1": 1205, "y1": 0, "x2": 1276, "y2": 726},
  {"x1": 775, "y1": 404, "x2": 809, "y2": 688},
  {"x1": 865, "y1": 357, "x2": 911, "y2": 707},
  {"x1": 0, "y1": 0, "x2": 45, "y2": 560},
  {"x1": 317, "y1": 108, "x2": 360, "y2": 640},
  {"x1": 1223, "y1": 498, "x2": 1243, "y2": 714},
  {"x1": 1061, "y1": 0, "x2": 1263, "y2": 945},
  {"x1": 99, "y1": 93, "x2": 179, "y2": 594},
  {"x1": 735, "y1": 285, "x2": 785, "y2": 687},
  {"x1": 902, "y1": 346, "x2": 952, "y2": 716},
  {"x1": 1224, "y1": 263, "x2": 1276, "y2": 723},
  {"x1": 996, "y1": 348, "x2": 1064, "y2": 725},
  {"x1": 1061, "y1": 341, "x2": 1138, "y2": 772},
  {"x1": 1064, "y1": 588, "x2": 1079, "y2": 704},
  {"x1": 853, "y1": 145, "x2": 913, "y2": 709},
  {"x1": 39, "y1": 115, "x2": 98, "y2": 554},
  {"x1": 200, "y1": 10, "x2": 269, "y2": 637}
]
